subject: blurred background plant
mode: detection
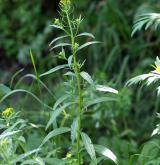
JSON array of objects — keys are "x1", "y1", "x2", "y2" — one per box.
[{"x1": 0, "y1": 107, "x2": 44, "y2": 164}]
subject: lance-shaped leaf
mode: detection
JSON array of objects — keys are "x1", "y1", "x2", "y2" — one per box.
[
  {"x1": 76, "y1": 32, "x2": 95, "y2": 39},
  {"x1": 50, "y1": 43, "x2": 71, "y2": 51},
  {"x1": 68, "y1": 55, "x2": 73, "y2": 67},
  {"x1": 157, "y1": 86, "x2": 160, "y2": 96},
  {"x1": 39, "y1": 127, "x2": 70, "y2": 148},
  {"x1": 46, "y1": 102, "x2": 75, "y2": 130},
  {"x1": 0, "y1": 89, "x2": 52, "y2": 110},
  {"x1": 15, "y1": 74, "x2": 55, "y2": 98},
  {"x1": 80, "y1": 71, "x2": 94, "y2": 85},
  {"x1": 94, "y1": 144, "x2": 118, "y2": 164},
  {"x1": 4, "y1": 119, "x2": 25, "y2": 133},
  {"x1": 0, "y1": 130, "x2": 21, "y2": 140},
  {"x1": 40, "y1": 64, "x2": 68, "y2": 77},
  {"x1": 71, "y1": 118, "x2": 78, "y2": 143},
  {"x1": 64, "y1": 71, "x2": 75, "y2": 77},
  {"x1": 49, "y1": 35, "x2": 68, "y2": 46},
  {"x1": 53, "y1": 94, "x2": 69, "y2": 110},
  {"x1": 50, "y1": 24, "x2": 63, "y2": 30},
  {"x1": 77, "y1": 41, "x2": 101, "y2": 52},
  {"x1": 10, "y1": 68, "x2": 24, "y2": 89},
  {"x1": 81, "y1": 132, "x2": 97, "y2": 164},
  {"x1": 96, "y1": 85, "x2": 118, "y2": 94},
  {"x1": 45, "y1": 94, "x2": 69, "y2": 130},
  {"x1": 11, "y1": 148, "x2": 40, "y2": 163},
  {"x1": 85, "y1": 97, "x2": 117, "y2": 109}
]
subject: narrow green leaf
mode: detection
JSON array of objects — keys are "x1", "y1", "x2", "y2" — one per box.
[
  {"x1": 10, "y1": 68, "x2": 24, "y2": 89},
  {"x1": 80, "y1": 71, "x2": 94, "y2": 85},
  {"x1": 30, "y1": 49, "x2": 39, "y2": 81},
  {"x1": 46, "y1": 102, "x2": 74, "y2": 130},
  {"x1": 4, "y1": 119, "x2": 25, "y2": 133},
  {"x1": 50, "y1": 43, "x2": 71, "y2": 51},
  {"x1": 45, "y1": 94, "x2": 69, "y2": 130},
  {"x1": 53, "y1": 94, "x2": 69, "y2": 110},
  {"x1": 11, "y1": 148, "x2": 40, "y2": 163},
  {"x1": 40, "y1": 127, "x2": 70, "y2": 148},
  {"x1": 71, "y1": 118, "x2": 78, "y2": 143},
  {"x1": 85, "y1": 97, "x2": 117, "y2": 109},
  {"x1": 94, "y1": 144, "x2": 118, "y2": 164},
  {"x1": 40, "y1": 64, "x2": 68, "y2": 77},
  {"x1": 81, "y1": 132, "x2": 97, "y2": 164},
  {"x1": 68, "y1": 55, "x2": 73, "y2": 67},
  {"x1": 76, "y1": 32, "x2": 95, "y2": 39},
  {"x1": 96, "y1": 85, "x2": 118, "y2": 94},
  {"x1": 50, "y1": 24, "x2": 63, "y2": 30},
  {"x1": 49, "y1": 35, "x2": 68, "y2": 46},
  {"x1": 77, "y1": 41, "x2": 100, "y2": 52},
  {"x1": 0, "y1": 89, "x2": 52, "y2": 110},
  {"x1": 30, "y1": 49, "x2": 41, "y2": 93},
  {"x1": 0, "y1": 130, "x2": 21, "y2": 140},
  {"x1": 64, "y1": 71, "x2": 75, "y2": 77},
  {"x1": 15, "y1": 74, "x2": 55, "y2": 98}
]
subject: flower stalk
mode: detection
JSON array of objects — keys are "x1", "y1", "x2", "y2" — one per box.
[{"x1": 66, "y1": 10, "x2": 82, "y2": 165}]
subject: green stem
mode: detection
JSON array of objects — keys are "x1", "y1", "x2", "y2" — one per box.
[{"x1": 66, "y1": 11, "x2": 82, "y2": 165}]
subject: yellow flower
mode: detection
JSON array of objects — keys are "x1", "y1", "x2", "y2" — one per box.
[
  {"x1": 0, "y1": 138, "x2": 9, "y2": 147},
  {"x1": 66, "y1": 153, "x2": 72, "y2": 158},
  {"x1": 59, "y1": 0, "x2": 71, "y2": 7},
  {"x1": 156, "y1": 66, "x2": 160, "y2": 73},
  {"x1": 152, "y1": 56, "x2": 160, "y2": 74},
  {"x1": 2, "y1": 107, "x2": 14, "y2": 118},
  {"x1": 54, "y1": 18, "x2": 60, "y2": 25}
]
